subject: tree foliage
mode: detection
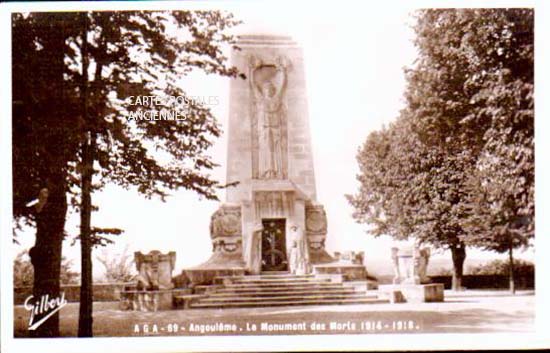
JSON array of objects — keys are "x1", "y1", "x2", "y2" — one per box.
[
  {"x1": 14, "y1": 251, "x2": 79, "y2": 288},
  {"x1": 12, "y1": 10, "x2": 242, "y2": 337},
  {"x1": 409, "y1": 9, "x2": 534, "y2": 252},
  {"x1": 348, "y1": 9, "x2": 533, "y2": 291},
  {"x1": 13, "y1": 10, "x2": 243, "y2": 222}
]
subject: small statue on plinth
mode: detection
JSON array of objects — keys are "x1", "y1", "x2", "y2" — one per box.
[
  {"x1": 289, "y1": 224, "x2": 309, "y2": 275},
  {"x1": 391, "y1": 243, "x2": 431, "y2": 285},
  {"x1": 126, "y1": 250, "x2": 176, "y2": 312}
]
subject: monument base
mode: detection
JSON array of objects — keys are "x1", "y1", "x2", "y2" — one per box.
[
  {"x1": 312, "y1": 262, "x2": 372, "y2": 282},
  {"x1": 119, "y1": 288, "x2": 192, "y2": 311},
  {"x1": 183, "y1": 244, "x2": 247, "y2": 286},
  {"x1": 184, "y1": 268, "x2": 247, "y2": 286},
  {"x1": 379, "y1": 283, "x2": 444, "y2": 303}
]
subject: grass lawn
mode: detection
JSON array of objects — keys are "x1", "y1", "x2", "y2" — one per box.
[{"x1": 13, "y1": 290, "x2": 534, "y2": 337}]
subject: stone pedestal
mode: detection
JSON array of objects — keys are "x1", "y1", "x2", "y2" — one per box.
[
  {"x1": 120, "y1": 250, "x2": 179, "y2": 311},
  {"x1": 384, "y1": 243, "x2": 444, "y2": 303},
  {"x1": 119, "y1": 289, "x2": 192, "y2": 311},
  {"x1": 184, "y1": 204, "x2": 247, "y2": 285},
  {"x1": 379, "y1": 284, "x2": 444, "y2": 303}
]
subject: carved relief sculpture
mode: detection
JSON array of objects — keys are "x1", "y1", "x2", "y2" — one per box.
[
  {"x1": 305, "y1": 204, "x2": 333, "y2": 264},
  {"x1": 132, "y1": 250, "x2": 176, "y2": 311},
  {"x1": 249, "y1": 55, "x2": 289, "y2": 179},
  {"x1": 210, "y1": 204, "x2": 243, "y2": 254},
  {"x1": 135, "y1": 250, "x2": 176, "y2": 290},
  {"x1": 391, "y1": 244, "x2": 431, "y2": 285}
]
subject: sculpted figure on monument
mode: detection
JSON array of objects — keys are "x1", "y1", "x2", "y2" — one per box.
[
  {"x1": 132, "y1": 250, "x2": 176, "y2": 311},
  {"x1": 289, "y1": 224, "x2": 309, "y2": 275},
  {"x1": 246, "y1": 222, "x2": 264, "y2": 274},
  {"x1": 391, "y1": 247, "x2": 401, "y2": 284},
  {"x1": 391, "y1": 244, "x2": 431, "y2": 284},
  {"x1": 134, "y1": 250, "x2": 176, "y2": 290},
  {"x1": 415, "y1": 246, "x2": 431, "y2": 284},
  {"x1": 249, "y1": 55, "x2": 289, "y2": 179}
]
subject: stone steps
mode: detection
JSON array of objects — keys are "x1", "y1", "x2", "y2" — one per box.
[
  {"x1": 216, "y1": 273, "x2": 310, "y2": 278},
  {"x1": 186, "y1": 273, "x2": 387, "y2": 309},
  {"x1": 211, "y1": 289, "x2": 357, "y2": 297},
  {"x1": 201, "y1": 293, "x2": 377, "y2": 303},
  {"x1": 214, "y1": 275, "x2": 322, "y2": 285},
  {"x1": 191, "y1": 297, "x2": 387, "y2": 309},
  {"x1": 228, "y1": 279, "x2": 333, "y2": 285},
  {"x1": 215, "y1": 285, "x2": 351, "y2": 293}
]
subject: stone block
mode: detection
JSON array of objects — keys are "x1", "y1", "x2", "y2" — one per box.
[
  {"x1": 312, "y1": 263, "x2": 368, "y2": 281},
  {"x1": 184, "y1": 268, "x2": 246, "y2": 286},
  {"x1": 119, "y1": 289, "x2": 191, "y2": 311},
  {"x1": 379, "y1": 283, "x2": 444, "y2": 303}
]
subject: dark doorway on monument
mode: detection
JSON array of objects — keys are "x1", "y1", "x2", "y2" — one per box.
[{"x1": 261, "y1": 218, "x2": 288, "y2": 272}]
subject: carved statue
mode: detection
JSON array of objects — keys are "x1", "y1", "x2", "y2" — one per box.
[
  {"x1": 135, "y1": 250, "x2": 176, "y2": 290},
  {"x1": 246, "y1": 222, "x2": 264, "y2": 274},
  {"x1": 391, "y1": 244, "x2": 431, "y2": 285},
  {"x1": 289, "y1": 224, "x2": 309, "y2": 275},
  {"x1": 391, "y1": 247, "x2": 401, "y2": 284},
  {"x1": 249, "y1": 55, "x2": 289, "y2": 179},
  {"x1": 416, "y1": 247, "x2": 431, "y2": 284},
  {"x1": 132, "y1": 250, "x2": 176, "y2": 311}
]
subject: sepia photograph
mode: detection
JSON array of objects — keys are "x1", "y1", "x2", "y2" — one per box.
[{"x1": 0, "y1": 0, "x2": 547, "y2": 352}]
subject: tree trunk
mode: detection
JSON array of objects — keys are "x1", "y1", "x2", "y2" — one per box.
[
  {"x1": 78, "y1": 12, "x2": 94, "y2": 337},
  {"x1": 451, "y1": 243, "x2": 466, "y2": 291},
  {"x1": 509, "y1": 241, "x2": 516, "y2": 295},
  {"x1": 78, "y1": 132, "x2": 95, "y2": 337},
  {"x1": 26, "y1": 15, "x2": 71, "y2": 338},
  {"x1": 29, "y1": 172, "x2": 68, "y2": 337}
]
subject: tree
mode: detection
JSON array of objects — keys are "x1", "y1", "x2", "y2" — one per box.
[
  {"x1": 14, "y1": 251, "x2": 79, "y2": 288},
  {"x1": 13, "y1": 13, "x2": 82, "y2": 337},
  {"x1": 12, "y1": 10, "x2": 242, "y2": 337},
  {"x1": 408, "y1": 9, "x2": 534, "y2": 293},
  {"x1": 348, "y1": 9, "x2": 533, "y2": 292},
  {"x1": 96, "y1": 246, "x2": 135, "y2": 283},
  {"x1": 347, "y1": 114, "x2": 472, "y2": 290},
  {"x1": 13, "y1": 251, "x2": 35, "y2": 288}
]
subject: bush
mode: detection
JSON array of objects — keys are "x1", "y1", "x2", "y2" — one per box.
[
  {"x1": 468, "y1": 259, "x2": 534, "y2": 276},
  {"x1": 14, "y1": 250, "x2": 79, "y2": 287}
]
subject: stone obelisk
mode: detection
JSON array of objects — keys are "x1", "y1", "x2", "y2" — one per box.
[{"x1": 185, "y1": 35, "x2": 333, "y2": 284}]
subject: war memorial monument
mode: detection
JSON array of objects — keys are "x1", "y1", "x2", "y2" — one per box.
[{"x1": 119, "y1": 35, "x2": 443, "y2": 311}]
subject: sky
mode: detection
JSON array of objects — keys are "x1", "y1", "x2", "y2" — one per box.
[{"x1": 13, "y1": 2, "x2": 534, "y2": 279}]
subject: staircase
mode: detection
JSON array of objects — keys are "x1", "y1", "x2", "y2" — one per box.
[{"x1": 179, "y1": 273, "x2": 387, "y2": 309}]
